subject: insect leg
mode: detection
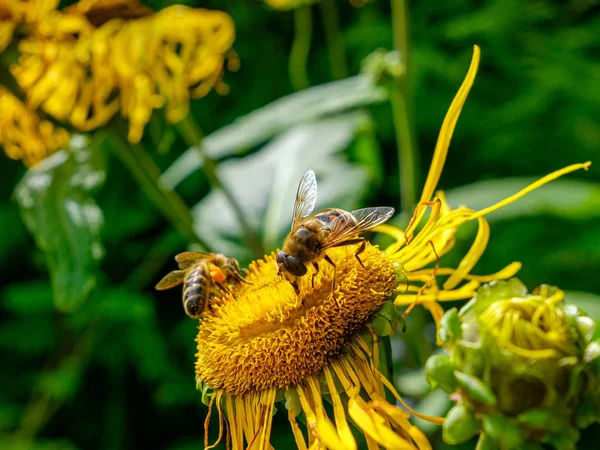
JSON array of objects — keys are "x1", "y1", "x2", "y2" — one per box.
[
  {"x1": 312, "y1": 262, "x2": 320, "y2": 288},
  {"x1": 353, "y1": 238, "x2": 367, "y2": 267},
  {"x1": 328, "y1": 237, "x2": 367, "y2": 267},
  {"x1": 224, "y1": 265, "x2": 252, "y2": 284},
  {"x1": 324, "y1": 254, "x2": 339, "y2": 306}
]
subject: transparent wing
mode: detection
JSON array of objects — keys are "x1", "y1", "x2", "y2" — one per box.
[
  {"x1": 291, "y1": 170, "x2": 318, "y2": 228},
  {"x1": 322, "y1": 207, "x2": 395, "y2": 249},
  {"x1": 155, "y1": 269, "x2": 186, "y2": 290},
  {"x1": 175, "y1": 251, "x2": 211, "y2": 269}
]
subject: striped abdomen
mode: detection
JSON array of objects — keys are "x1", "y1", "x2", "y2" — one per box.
[{"x1": 182, "y1": 262, "x2": 212, "y2": 318}]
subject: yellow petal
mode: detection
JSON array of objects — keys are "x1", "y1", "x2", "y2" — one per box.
[
  {"x1": 420, "y1": 46, "x2": 480, "y2": 203},
  {"x1": 443, "y1": 216, "x2": 490, "y2": 290},
  {"x1": 468, "y1": 162, "x2": 592, "y2": 220}
]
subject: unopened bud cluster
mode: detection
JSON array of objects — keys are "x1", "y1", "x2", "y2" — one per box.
[{"x1": 426, "y1": 278, "x2": 600, "y2": 450}]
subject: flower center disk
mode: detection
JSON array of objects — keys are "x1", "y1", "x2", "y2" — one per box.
[{"x1": 195, "y1": 243, "x2": 399, "y2": 395}]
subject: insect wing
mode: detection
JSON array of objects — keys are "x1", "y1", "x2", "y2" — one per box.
[
  {"x1": 155, "y1": 269, "x2": 187, "y2": 290},
  {"x1": 322, "y1": 207, "x2": 395, "y2": 248},
  {"x1": 350, "y1": 207, "x2": 395, "y2": 230},
  {"x1": 175, "y1": 251, "x2": 212, "y2": 269},
  {"x1": 291, "y1": 170, "x2": 318, "y2": 228}
]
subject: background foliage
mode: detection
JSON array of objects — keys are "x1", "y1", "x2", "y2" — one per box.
[{"x1": 1, "y1": 0, "x2": 599, "y2": 449}]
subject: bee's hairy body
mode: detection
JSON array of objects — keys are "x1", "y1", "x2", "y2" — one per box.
[
  {"x1": 182, "y1": 261, "x2": 213, "y2": 318},
  {"x1": 281, "y1": 208, "x2": 356, "y2": 269},
  {"x1": 156, "y1": 252, "x2": 248, "y2": 319},
  {"x1": 276, "y1": 170, "x2": 394, "y2": 299}
]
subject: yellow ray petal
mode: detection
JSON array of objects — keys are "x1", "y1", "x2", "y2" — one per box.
[
  {"x1": 409, "y1": 261, "x2": 522, "y2": 282},
  {"x1": 420, "y1": 46, "x2": 480, "y2": 203},
  {"x1": 443, "y1": 216, "x2": 490, "y2": 290},
  {"x1": 289, "y1": 411, "x2": 308, "y2": 450},
  {"x1": 348, "y1": 398, "x2": 416, "y2": 450},
  {"x1": 395, "y1": 280, "x2": 482, "y2": 304},
  {"x1": 468, "y1": 162, "x2": 591, "y2": 220},
  {"x1": 374, "y1": 370, "x2": 445, "y2": 426},
  {"x1": 324, "y1": 367, "x2": 357, "y2": 450}
]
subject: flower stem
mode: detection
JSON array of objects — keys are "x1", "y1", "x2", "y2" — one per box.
[
  {"x1": 320, "y1": 0, "x2": 348, "y2": 80},
  {"x1": 289, "y1": 6, "x2": 313, "y2": 91},
  {"x1": 175, "y1": 116, "x2": 265, "y2": 258},
  {"x1": 379, "y1": 335, "x2": 397, "y2": 404},
  {"x1": 390, "y1": 0, "x2": 419, "y2": 212},
  {"x1": 107, "y1": 133, "x2": 210, "y2": 250}
]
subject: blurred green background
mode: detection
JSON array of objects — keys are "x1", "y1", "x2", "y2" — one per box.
[{"x1": 1, "y1": 0, "x2": 599, "y2": 449}]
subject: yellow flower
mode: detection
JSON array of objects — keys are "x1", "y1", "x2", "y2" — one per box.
[
  {"x1": 198, "y1": 245, "x2": 434, "y2": 450},
  {"x1": 193, "y1": 46, "x2": 590, "y2": 450},
  {"x1": 0, "y1": 86, "x2": 70, "y2": 166},
  {"x1": 378, "y1": 46, "x2": 589, "y2": 333},
  {"x1": 8, "y1": 0, "x2": 236, "y2": 144}
]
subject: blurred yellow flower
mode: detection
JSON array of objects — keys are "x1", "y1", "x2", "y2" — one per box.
[
  {"x1": 0, "y1": 86, "x2": 70, "y2": 166},
  {"x1": 191, "y1": 46, "x2": 590, "y2": 449},
  {"x1": 2, "y1": 0, "x2": 236, "y2": 161}
]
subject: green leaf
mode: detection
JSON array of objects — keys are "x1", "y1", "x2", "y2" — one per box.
[
  {"x1": 13, "y1": 135, "x2": 106, "y2": 312},
  {"x1": 2, "y1": 281, "x2": 53, "y2": 315},
  {"x1": 161, "y1": 75, "x2": 386, "y2": 188},
  {"x1": 191, "y1": 113, "x2": 372, "y2": 261},
  {"x1": 0, "y1": 317, "x2": 56, "y2": 356},
  {"x1": 38, "y1": 355, "x2": 83, "y2": 402},
  {"x1": 445, "y1": 178, "x2": 600, "y2": 222}
]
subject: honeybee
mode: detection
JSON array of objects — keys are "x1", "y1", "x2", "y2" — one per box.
[
  {"x1": 156, "y1": 252, "x2": 247, "y2": 319},
  {"x1": 276, "y1": 170, "x2": 394, "y2": 296}
]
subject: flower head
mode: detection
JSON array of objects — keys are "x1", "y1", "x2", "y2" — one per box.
[
  {"x1": 1, "y1": 0, "x2": 237, "y2": 165},
  {"x1": 190, "y1": 46, "x2": 591, "y2": 448},
  {"x1": 0, "y1": 86, "x2": 70, "y2": 165},
  {"x1": 427, "y1": 279, "x2": 600, "y2": 449},
  {"x1": 197, "y1": 245, "x2": 433, "y2": 449}
]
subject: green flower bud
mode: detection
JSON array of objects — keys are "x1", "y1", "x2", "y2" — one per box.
[
  {"x1": 439, "y1": 308, "x2": 462, "y2": 343},
  {"x1": 361, "y1": 49, "x2": 406, "y2": 87},
  {"x1": 475, "y1": 433, "x2": 499, "y2": 450},
  {"x1": 543, "y1": 427, "x2": 580, "y2": 450},
  {"x1": 454, "y1": 371, "x2": 497, "y2": 406},
  {"x1": 425, "y1": 354, "x2": 458, "y2": 392},
  {"x1": 483, "y1": 414, "x2": 524, "y2": 450},
  {"x1": 517, "y1": 409, "x2": 568, "y2": 433},
  {"x1": 427, "y1": 279, "x2": 600, "y2": 450},
  {"x1": 443, "y1": 405, "x2": 480, "y2": 444},
  {"x1": 584, "y1": 340, "x2": 600, "y2": 378}
]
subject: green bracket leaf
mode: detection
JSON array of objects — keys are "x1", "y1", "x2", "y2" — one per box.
[{"x1": 14, "y1": 135, "x2": 106, "y2": 312}]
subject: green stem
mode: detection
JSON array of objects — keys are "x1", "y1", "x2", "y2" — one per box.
[
  {"x1": 390, "y1": 90, "x2": 417, "y2": 210},
  {"x1": 390, "y1": 0, "x2": 419, "y2": 212},
  {"x1": 289, "y1": 6, "x2": 313, "y2": 91},
  {"x1": 175, "y1": 117, "x2": 265, "y2": 258},
  {"x1": 108, "y1": 134, "x2": 210, "y2": 250},
  {"x1": 320, "y1": 0, "x2": 348, "y2": 80},
  {"x1": 379, "y1": 335, "x2": 397, "y2": 404}
]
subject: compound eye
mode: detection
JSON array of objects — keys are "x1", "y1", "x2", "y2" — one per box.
[{"x1": 277, "y1": 252, "x2": 307, "y2": 277}]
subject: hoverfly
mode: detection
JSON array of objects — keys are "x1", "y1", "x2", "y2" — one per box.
[
  {"x1": 276, "y1": 170, "x2": 394, "y2": 297},
  {"x1": 156, "y1": 252, "x2": 248, "y2": 319}
]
